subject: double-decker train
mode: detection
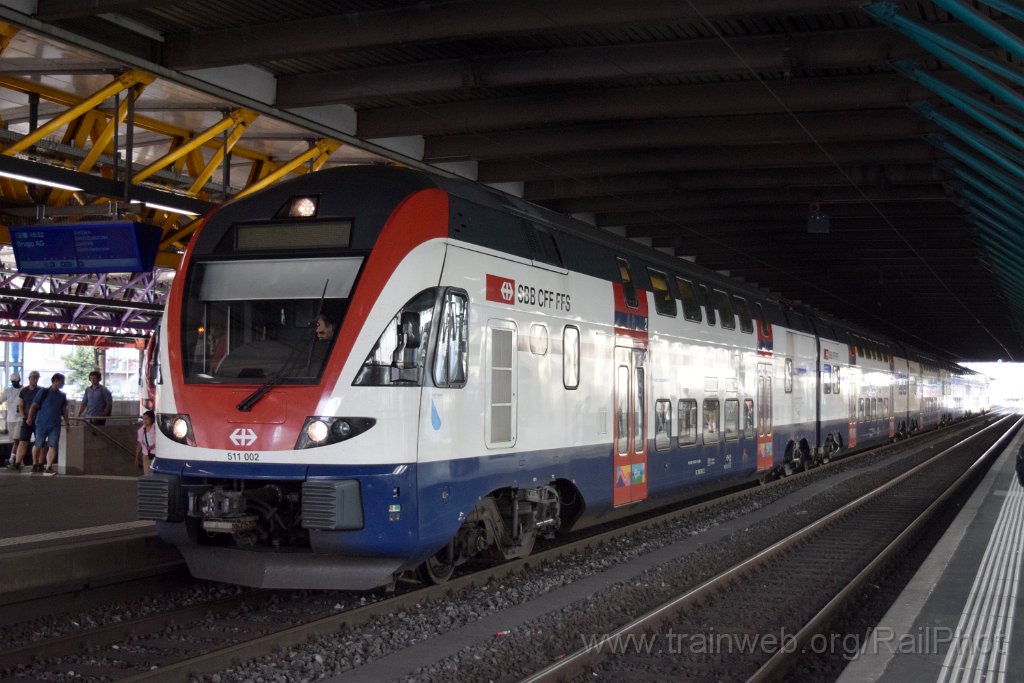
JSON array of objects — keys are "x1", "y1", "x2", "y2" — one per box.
[{"x1": 139, "y1": 166, "x2": 990, "y2": 590}]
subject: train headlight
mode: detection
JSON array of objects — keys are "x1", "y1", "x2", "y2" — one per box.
[
  {"x1": 306, "y1": 419, "x2": 330, "y2": 444},
  {"x1": 157, "y1": 413, "x2": 196, "y2": 446},
  {"x1": 295, "y1": 416, "x2": 375, "y2": 449}
]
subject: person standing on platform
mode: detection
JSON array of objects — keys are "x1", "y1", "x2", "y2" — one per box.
[
  {"x1": 135, "y1": 410, "x2": 156, "y2": 476},
  {"x1": 7, "y1": 371, "x2": 39, "y2": 471},
  {"x1": 1, "y1": 372, "x2": 21, "y2": 464},
  {"x1": 77, "y1": 370, "x2": 112, "y2": 426},
  {"x1": 27, "y1": 373, "x2": 70, "y2": 476}
]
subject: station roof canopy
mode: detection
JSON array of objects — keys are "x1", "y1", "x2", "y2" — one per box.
[{"x1": 0, "y1": 0, "x2": 1020, "y2": 360}]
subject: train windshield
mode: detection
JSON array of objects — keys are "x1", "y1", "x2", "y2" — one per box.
[{"x1": 182, "y1": 256, "x2": 361, "y2": 383}]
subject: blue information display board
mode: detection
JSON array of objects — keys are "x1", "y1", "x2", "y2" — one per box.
[{"x1": 10, "y1": 222, "x2": 162, "y2": 274}]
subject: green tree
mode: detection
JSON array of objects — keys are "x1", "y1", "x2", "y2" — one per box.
[{"x1": 64, "y1": 345, "x2": 99, "y2": 389}]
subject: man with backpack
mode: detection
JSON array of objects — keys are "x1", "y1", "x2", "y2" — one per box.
[{"x1": 26, "y1": 373, "x2": 70, "y2": 476}]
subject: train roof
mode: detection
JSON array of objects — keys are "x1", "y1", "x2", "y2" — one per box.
[{"x1": 208, "y1": 165, "x2": 969, "y2": 371}]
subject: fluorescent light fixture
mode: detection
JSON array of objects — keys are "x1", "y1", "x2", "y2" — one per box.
[
  {"x1": 140, "y1": 200, "x2": 199, "y2": 217},
  {"x1": 0, "y1": 169, "x2": 82, "y2": 192}
]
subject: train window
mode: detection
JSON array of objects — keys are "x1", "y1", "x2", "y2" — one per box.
[
  {"x1": 743, "y1": 399, "x2": 754, "y2": 438},
  {"x1": 713, "y1": 290, "x2": 735, "y2": 330},
  {"x1": 563, "y1": 326, "x2": 580, "y2": 389},
  {"x1": 784, "y1": 358, "x2": 793, "y2": 393},
  {"x1": 884, "y1": 398, "x2": 889, "y2": 416},
  {"x1": 433, "y1": 290, "x2": 469, "y2": 387},
  {"x1": 833, "y1": 366, "x2": 841, "y2": 394},
  {"x1": 823, "y1": 364, "x2": 831, "y2": 394},
  {"x1": 635, "y1": 367, "x2": 646, "y2": 452},
  {"x1": 724, "y1": 399, "x2": 739, "y2": 441},
  {"x1": 524, "y1": 223, "x2": 564, "y2": 268},
  {"x1": 183, "y1": 257, "x2": 362, "y2": 384},
  {"x1": 648, "y1": 269, "x2": 676, "y2": 317},
  {"x1": 355, "y1": 288, "x2": 438, "y2": 387},
  {"x1": 678, "y1": 399, "x2": 698, "y2": 446},
  {"x1": 698, "y1": 284, "x2": 716, "y2": 326},
  {"x1": 617, "y1": 258, "x2": 638, "y2": 309},
  {"x1": 871, "y1": 398, "x2": 877, "y2": 417},
  {"x1": 733, "y1": 296, "x2": 753, "y2": 333},
  {"x1": 858, "y1": 398, "x2": 865, "y2": 422},
  {"x1": 703, "y1": 399, "x2": 720, "y2": 444},
  {"x1": 676, "y1": 278, "x2": 702, "y2": 322},
  {"x1": 530, "y1": 323, "x2": 548, "y2": 355},
  {"x1": 655, "y1": 399, "x2": 672, "y2": 451}
]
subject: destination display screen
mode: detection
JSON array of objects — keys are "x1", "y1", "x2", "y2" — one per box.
[
  {"x1": 234, "y1": 221, "x2": 352, "y2": 251},
  {"x1": 10, "y1": 221, "x2": 161, "y2": 274}
]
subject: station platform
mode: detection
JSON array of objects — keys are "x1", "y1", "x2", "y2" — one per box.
[
  {"x1": 839, "y1": 423, "x2": 1024, "y2": 683},
  {"x1": 0, "y1": 469, "x2": 180, "y2": 603}
]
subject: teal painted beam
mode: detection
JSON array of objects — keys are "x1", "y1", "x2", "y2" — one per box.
[
  {"x1": 902, "y1": 85, "x2": 1024, "y2": 158},
  {"x1": 974, "y1": 0, "x2": 1024, "y2": 23},
  {"x1": 914, "y1": 101, "x2": 1024, "y2": 174},
  {"x1": 931, "y1": 138, "x2": 1024, "y2": 203},
  {"x1": 965, "y1": 199, "x2": 1024, "y2": 238},
  {"x1": 939, "y1": 158, "x2": 1024, "y2": 208},
  {"x1": 930, "y1": 0, "x2": 1024, "y2": 61},
  {"x1": 957, "y1": 182, "x2": 1024, "y2": 224},
  {"x1": 864, "y1": 3, "x2": 1024, "y2": 115}
]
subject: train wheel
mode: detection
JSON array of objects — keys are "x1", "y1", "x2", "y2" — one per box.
[
  {"x1": 418, "y1": 541, "x2": 456, "y2": 584},
  {"x1": 823, "y1": 435, "x2": 838, "y2": 463}
]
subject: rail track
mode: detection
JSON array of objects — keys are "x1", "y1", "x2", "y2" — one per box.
[
  {"x1": 521, "y1": 413, "x2": 1020, "y2": 683},
  {"x1": 0, "y1": 414, "x2": 1005, "y2": 681}
]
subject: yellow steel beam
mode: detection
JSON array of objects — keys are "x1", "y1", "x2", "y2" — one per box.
[
  {"x1": 233, "y1": 139, "x2": 340, "y2": 200},
  {"x1": 2, "y1": 70, "x2": 152, "y2": 157},
  {"x1": 78, "y1": 83, "x2": 147, "y2": 173},
  {"x1": 160, "y1": 218, "x2": 203, "y2": 250},
  {"x1": 0, "y1": 75, "x2": 273, "y2": 164},
  {"x1": 0, "y1": 23, "x2": 20, "y2": 56},
  {"x1": 186, "y1": 111, "x2": 256, "y2": 197},
  {"x1": 130, "y1": 108, "x2": 257, "y2": 186}
]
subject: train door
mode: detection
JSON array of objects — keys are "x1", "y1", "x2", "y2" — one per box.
[
  {"x1": 847, "y1": 369, "x2": 859, "y2": 448},
  {"x1": 887, "y1": 354, "x2": 896, "y2": 440},
  {"x1": 485, "y1": 320, "x2": 517, "y2": 448},
  {"x1": 613, "y1": 345, "x2": 648, "y2": 506},
  {"x1": 756, "y1": 363, "x2": 773, "y2": 472}
]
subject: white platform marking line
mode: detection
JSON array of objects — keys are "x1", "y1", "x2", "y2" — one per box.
[
  {"x1": 938, "y1": 482, "x2": 1024, "y2": 683},
  {"x1": 996, "y1": 487, "x2": 1023, "y2": 683},
  {"x1": 0, "y1": 520, "x2": 153, "y2": 547}
]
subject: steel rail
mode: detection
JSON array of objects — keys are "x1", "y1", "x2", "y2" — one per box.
[
  {"x1": 0, "y1": 416, "x2": 991, "y2": 680},
  {"x1": 518, "y1": 412, "x2": 1018, "y2": 683}
]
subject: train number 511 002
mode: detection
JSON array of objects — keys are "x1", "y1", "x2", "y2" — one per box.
[{"x1": 227, "y1": 451, "x2": 261, "y2": 461}]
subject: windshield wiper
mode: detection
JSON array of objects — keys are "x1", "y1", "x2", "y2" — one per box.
[{"x1": 236, "y1": 368, "x2": 287, "y2": 412}]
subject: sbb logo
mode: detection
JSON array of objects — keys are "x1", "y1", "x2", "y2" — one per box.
[{"x1": 486, "y1": 274, "x2": 516, "y2": 305}]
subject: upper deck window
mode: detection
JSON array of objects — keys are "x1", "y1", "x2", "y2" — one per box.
[
  {"x1": 713, "y1": 290, "x2": 735, "y2": 330},
  {"x1": 648, "y1": 269, "x2": 676, "y2": 317},
  {"x1": 676, "y1": 278, "x2": 702, "y2": 322},
  {"x1": 617, "y1": 258, "x2": 638, "y2": 309},
  {"x1": 733, "y1": 296, "x2": 754, "y2": 333}
]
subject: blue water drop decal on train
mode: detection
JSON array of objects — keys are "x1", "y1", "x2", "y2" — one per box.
[{"x1": 431, "y1": 400, "x2": 442, "y2": 430}]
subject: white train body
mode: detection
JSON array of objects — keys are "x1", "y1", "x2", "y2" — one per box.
[{"x1": 138, "y1": 166, "x2": 990, "y2": 590}]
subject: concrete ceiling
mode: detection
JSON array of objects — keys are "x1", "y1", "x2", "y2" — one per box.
[{"x1": 0, "y1": 0, "x2": 1020, "y2": 360}]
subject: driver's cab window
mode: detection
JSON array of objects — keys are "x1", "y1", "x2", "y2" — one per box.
[{"x1": 354, "y1": 288, "x2": 439, "y2": 386}]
